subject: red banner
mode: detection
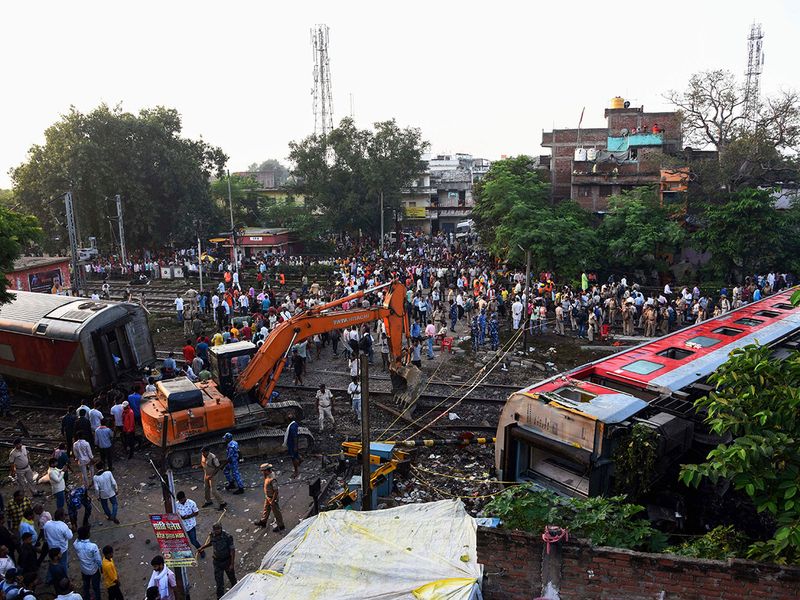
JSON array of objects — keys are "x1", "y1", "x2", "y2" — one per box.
[{"x1": 150, "y1": 513, "x2": 197, "y2": 568}]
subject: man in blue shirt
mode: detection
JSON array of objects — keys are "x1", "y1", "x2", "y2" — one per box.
[
  {"x1": 285, "y1": 420, "x2": 301, "y2": 479},
  {"x1": 73, "y1": 526, "x2": 102, "y2": 600},
  {"x1": 223, "y1": 433, "x2": 244, "y2": 495},
  {"x1": 127, "y1": 388, "x2": 142, "y2": 421},
  {"x1": 195, "y1": 338, "x2": 209, "y2": 367},
  {"x1": 94, "y1": 419, "x2": 114, "y2": 471}
]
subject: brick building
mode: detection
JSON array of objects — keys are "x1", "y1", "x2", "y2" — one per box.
[{"x1": 542, "y1": 97, "x2": 683, "y2": 210}]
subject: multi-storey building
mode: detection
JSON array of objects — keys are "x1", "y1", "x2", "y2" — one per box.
[
  {"x1": 401, "y1": 154, "x2": 492, "y2": 234},
  {"x1": 542, "y1": 97, "x2": 683, "y2": 210}
]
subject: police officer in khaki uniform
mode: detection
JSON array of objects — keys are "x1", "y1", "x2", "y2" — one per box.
[
  {"x1": 254, "y1": 463, "x2": 285, "y2": 532},
  {"x1": 200, "y1": 447, "x2": 227, "y2": 510}
]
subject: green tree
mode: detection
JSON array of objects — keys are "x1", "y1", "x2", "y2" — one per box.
[
  {"x1": 473, "y1": 156, "x2": 598, "y2": 280},
  {"x1": 288, "y1": 117, "x2": 428, "y2": 234},
  {"x1": 0, "y1": 205, "x2": 42, "y2": 304},
  {"x1": 211, "y1": 174, "x2": 263, "y2": 228},
  {"x1": 691, "y1": 187, "x2": 800, "y2": 279},
  {"x1": 680, "y1": 344, "x2": 800, "y2": 565},
  {"x1": 599, "y1": 187, "x2": 685, "y2": 276},
  {"x1": 12, "y1": 104, "x2": 227, "y2": 252}
]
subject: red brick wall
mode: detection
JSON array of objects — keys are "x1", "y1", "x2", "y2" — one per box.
[{"x1": 477, "y1": 528, "x2": 800, "y2": 600}]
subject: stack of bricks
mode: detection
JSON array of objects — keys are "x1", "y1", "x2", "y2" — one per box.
[{"x1": 477, "y1": 527, "x2": 800, "y2": 600}]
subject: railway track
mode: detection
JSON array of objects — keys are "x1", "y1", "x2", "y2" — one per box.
[{"x1": 275, "y1": 383, "x2": 507, "y2": 405}]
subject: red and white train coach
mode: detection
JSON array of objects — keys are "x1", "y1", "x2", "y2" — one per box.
[
  {"x1": 496, "y1": 287, "x2": 800, "y2": 498},
  {"x1": 0, "y1": 291, "x2": 156, "y2": 397}
]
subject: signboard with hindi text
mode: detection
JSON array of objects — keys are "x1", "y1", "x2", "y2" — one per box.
[{"x1": 150, "y1": 513, "x2": 197, "y2": 567}]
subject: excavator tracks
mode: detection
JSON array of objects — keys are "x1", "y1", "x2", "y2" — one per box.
[{"x1": 165, "y1": 425, "x2": 314, "y2": 470}]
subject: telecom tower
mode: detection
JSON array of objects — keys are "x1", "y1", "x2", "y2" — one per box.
[
  {"x1": 311, "y1": 24, "x2": 334, "y2": 137},
  {"x1": 743, "y1": 22, "x2": 764, "y2": 126}
]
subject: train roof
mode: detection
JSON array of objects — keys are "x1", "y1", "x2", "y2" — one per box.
[
  {"x1": 0, "y1": 291, "x2": 137, "y2": 339},
  {"x1": 519, "y1": 378, "x2": 648, "y2": 423},
  {"x1": 520, "y1": 287, "x2": 800, "y2": 401},
  {"x1": 591, "y1": 287, "x2": 800, "y2": 392}
]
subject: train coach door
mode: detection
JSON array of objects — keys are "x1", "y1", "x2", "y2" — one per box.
[{"x1": 91, "y1": 318, "x2": 135, "y2": 386}]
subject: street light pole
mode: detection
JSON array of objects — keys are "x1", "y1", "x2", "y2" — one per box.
[
  {"x1": 380, "y1": 191, "x2": 384, "y2": 255},
  {"x1": 518, "y1": 245, "x2": 531, "y2": 354},
  {"x1": 226, "y1": 170, "x2": 237, "y2": 272}
]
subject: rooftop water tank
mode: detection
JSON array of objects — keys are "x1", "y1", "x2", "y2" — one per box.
[
  {"x1": 610, "y1": 96, "x2": 625, "y2": 109},
  {"x1": 574, "y1": 148, "x2": 588, "y2": 162},
  {"x1": 587, "y1": 148, "x2": 598, "y2": 161}
]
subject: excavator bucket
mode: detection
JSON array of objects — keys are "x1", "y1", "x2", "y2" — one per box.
[{"x1": 390, "y1": 364, "x2": 424, "y2": 418}]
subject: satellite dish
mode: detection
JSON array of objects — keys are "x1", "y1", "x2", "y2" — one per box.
[
  {"x1": 621, "y1": 128, "x2": 629, "y2": 136},
  {"x1": 623, "y1": 100, "x2": 631, "y2": 108}
]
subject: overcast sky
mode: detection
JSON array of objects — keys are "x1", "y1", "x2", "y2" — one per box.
[{"x1": 2, "y1": 1, "x2": 799, "y2": 189}]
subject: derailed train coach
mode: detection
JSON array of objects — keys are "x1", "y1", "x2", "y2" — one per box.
[
  {"x1": 495, "y1": 286, "x2": 800, "y2": 500},
  {"x1": 0, "y1": 291, "x2": 156, "y2": 396}
]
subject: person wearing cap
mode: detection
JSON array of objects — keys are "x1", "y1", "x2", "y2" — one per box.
[
  {"x1": 254, "y1": 464, "x2": 285, "y2": 532},
  {"x1": 222, "y1": 434, "x2": 244, "y2": 495},
  {"x1": 8, "y1": 439, "x2": 39, "y2": 497},
  {"x1": 121, "y1": 401, "x2": 136, "y2": 459},
  {"x1": 197, "y1": 524, "x2": 236, "y2": 599},
  {"x1": 315, "y1": 383, "x2": 334, "y2": 432},
  {"x1": 200, "y1": 447, "x2": 227, "y2": 510}
]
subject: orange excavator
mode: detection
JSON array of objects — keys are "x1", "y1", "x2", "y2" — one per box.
[{"x1": 141, "y1": 280, "x2": 421, "y2": 469}]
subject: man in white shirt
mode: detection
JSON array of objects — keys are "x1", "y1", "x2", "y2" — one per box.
[
  {"x1": 88, "y1": 402, "x2": 103, "y2": 434},
  {"x1": 72, "y1": 434, "x2": 94, "y2": 488},
  {"x1": 92, "y1": 464, "x2": 119, "y2": 524},
  {"x1": 347, "y1": 378, "x2": 362, "y2": 423},
  {"x1": 109, "y1": 399, "x2": 124, "y2": 437},
  {"x1": 175, "y1": 491, "x2": 205, "y2": 558},
  {"x1": 315, "y1": 383, "x2": 334, "y2": 432},
  {"x1": 511, "y1": 297, "x2": 524, "y2": 330},
  {"x1": 174, "y1": 294, "x2": 184, "y2": 323}
]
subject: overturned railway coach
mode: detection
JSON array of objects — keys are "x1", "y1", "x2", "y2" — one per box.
[
  {"x1": 0, "y1": 291, "x2": 155, "y2": 396},
  {"x1": 495, "y1": 287, "x2": 800, "y2": 498}
]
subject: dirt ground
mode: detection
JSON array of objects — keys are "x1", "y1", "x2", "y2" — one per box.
[{"x1": 4, "y1": 305, "x2": 627, "y2": 598}]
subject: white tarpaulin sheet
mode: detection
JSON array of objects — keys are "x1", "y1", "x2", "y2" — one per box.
[{"x1": 222, "y1": 499, "x2": 483, "y2": 600}]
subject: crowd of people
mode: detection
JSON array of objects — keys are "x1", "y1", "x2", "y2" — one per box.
[{"x1": 1, "y1": 228, "x2": 794, "y2": 599}]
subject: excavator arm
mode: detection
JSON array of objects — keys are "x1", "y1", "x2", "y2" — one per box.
[{"x1": 237, "y1": 281, "x2": 420, "y2": 409}]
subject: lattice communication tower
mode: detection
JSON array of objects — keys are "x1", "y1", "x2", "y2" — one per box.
[
  {"x1": 311, "y1": 24, "x2": 334, "y2": 137},
  {"x1": 743, "y1": 22, "x2": 764, "y2": 126}
]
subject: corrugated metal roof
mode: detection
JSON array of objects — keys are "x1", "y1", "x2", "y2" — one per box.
[{"x1": 0, "y1": 291, "x2": 83, "y2": 324}]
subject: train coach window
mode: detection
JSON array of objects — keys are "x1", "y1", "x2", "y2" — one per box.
[
  {"x1": 0, "y1": 344, "x2": 14, "y2": 362},
  {"x1": 712, "y1": 327, "x2": 743, "y2": 337},
  {"x1": 772, "y1": 303, "x2": 795, "y2": 310},
  {"x1": 656, "y1": 347, "x2": 695, "y2": 360},
  {"x1": 734, "y1": 318, "x2": 763, "y2": 327},
  {"x1": 755, "y1": 310, "x2": 780, "y2": 318},
  {"x1": 686, "y1": 336, "x2": 721, "y2": 348},
  {"x1": 620, "y1": 359, "x2": 664, "y2": 375}
]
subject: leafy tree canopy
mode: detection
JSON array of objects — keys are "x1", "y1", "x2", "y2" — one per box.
[
  {"x1": 473, "y1": 156, "x2": 599, "y2": 281},
  {"x1": 12, "y1": 104, "x2": 228, "y2": 252},
  {"x1": 210, "y1": 175, "x2": 263, "y2": 229},
  {"x1": 598, "y1": 187, "x2": 685, "y2": 275},
  {"x1": 288, "y1": 117, "x2": 428, "y2": 233},
  {"x1": 680, "y1": 344, "x2": 800, "y2": 565},
  {"x1": 0, "y1": 205, "x2": 42, "y2": 304},
  {"x1": 691, "y1": 187, "x2": 800, "y2": 278}
]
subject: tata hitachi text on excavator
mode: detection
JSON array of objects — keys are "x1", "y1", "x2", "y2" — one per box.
[{"x1": 140, "y1": 281, "x2": 422, "y2": 469}]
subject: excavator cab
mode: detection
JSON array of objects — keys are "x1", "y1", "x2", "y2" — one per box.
[{"x1": 208, "y1": 341, "x2": 257, "y2": 400}]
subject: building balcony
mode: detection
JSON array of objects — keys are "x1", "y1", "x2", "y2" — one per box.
[{"x1": 571, "y1": 172, "x2": 660, "y2": 186}]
